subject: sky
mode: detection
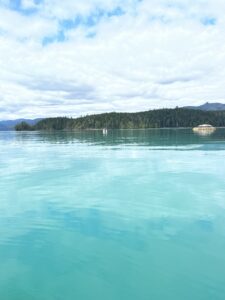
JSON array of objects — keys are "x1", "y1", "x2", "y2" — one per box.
[{"x1": 0, "y1": 0, "x2": 225, "y2": 120}]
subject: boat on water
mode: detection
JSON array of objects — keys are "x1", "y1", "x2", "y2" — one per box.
[
  {"x1": 193, "y1": 124, "x2": 216, "y2": 135},
  {"x1": 103, "y1": 128, "x2": 108, "y2": 135}
]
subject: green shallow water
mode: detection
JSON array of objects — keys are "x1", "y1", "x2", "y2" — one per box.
[{"x1": 0, "y1": 129, "x2": 225, "y2": 300}]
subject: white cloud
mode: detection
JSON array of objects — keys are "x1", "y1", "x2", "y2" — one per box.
[
  {"x1": 0, "y1": 0, "x2": 225, "y2": 119},
  {"x1": 0, "y1": 7, "x2": 58, "y2": 41}
]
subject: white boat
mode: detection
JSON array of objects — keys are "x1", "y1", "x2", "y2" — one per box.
[
  {"x1": 103, "y1": 128, "x2": 108, "y2": 135},
  {"x1": 193, "y1": 124, "x2": 216, "y2": 135}
]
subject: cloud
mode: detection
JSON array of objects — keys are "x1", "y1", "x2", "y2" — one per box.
[{"x1": 0, "y1": 0, "x2": 225, "y2": 119}]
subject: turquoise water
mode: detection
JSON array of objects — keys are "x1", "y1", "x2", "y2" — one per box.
[{"x1": 0, "y1": 129, "x2": 225, "y2": 300}]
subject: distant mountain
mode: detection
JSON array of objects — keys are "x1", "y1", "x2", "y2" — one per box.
[
  {"x1": 0, "y1": 118, "x2": 42, "y2": 131},
  {"x1": 184, "y1": 102, "x2": 225, "y2": 111}
]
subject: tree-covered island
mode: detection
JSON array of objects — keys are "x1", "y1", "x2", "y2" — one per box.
[{"x1": 15, "y1": 108, "x2": 225, "y2": 131}]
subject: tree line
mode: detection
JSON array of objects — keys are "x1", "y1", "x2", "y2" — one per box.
[{"x1": 15, "y1": 108, "x2": 225, "y2": 131}]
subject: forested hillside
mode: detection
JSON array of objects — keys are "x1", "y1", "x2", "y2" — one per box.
[{"x1": 15, "y1": 108, "x2": 225, "y2": 131}]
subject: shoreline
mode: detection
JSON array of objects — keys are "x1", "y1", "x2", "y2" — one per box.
[{"x1": 1, "y1": 126, "x2": 225, "y2": 132}]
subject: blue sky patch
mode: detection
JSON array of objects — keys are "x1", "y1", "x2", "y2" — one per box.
[
  {"x1": 42, "y1": 6, "x2": 126, "y2": 45},
  {"x1": 202, "y1": 17, "x2": 217, "y2": 26},
  {"x1": 60, "y1": 16, "x2": 83, "y2": 30},
  {"x1": 60, "y1": 7, "x2": 125, "y2": 31},
  {"x1": 86, "y1": 32, "x2": 97, "y2": 39},
  {"x1": 42, "y1": 30, "x2": 65, "y2": 46},
  {"x1": 0, "y1": 0, "x2": 42, "y2": 15},
  {"x1": 107, "y1": 6, "x2": 125, "y2": 17}
]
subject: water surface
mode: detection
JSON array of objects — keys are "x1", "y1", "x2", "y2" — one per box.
[{"x1": 0, "y1": 129, "x2": 225, "y2": 300}]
